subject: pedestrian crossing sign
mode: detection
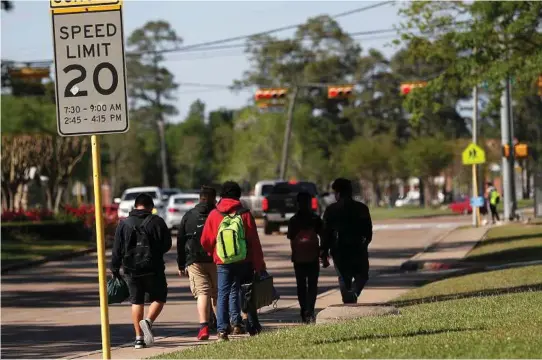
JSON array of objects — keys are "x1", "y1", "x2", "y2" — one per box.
[{"x1": 462, "y1": 143, "x2": 486, "y2": 165}]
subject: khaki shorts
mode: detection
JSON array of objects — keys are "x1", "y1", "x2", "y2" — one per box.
[{"x1": 187, "y1": 263, "x2": 218, "y2": 299}]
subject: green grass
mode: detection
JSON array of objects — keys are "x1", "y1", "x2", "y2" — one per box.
[
  {"x1": 395, "y1": 265, "x2": 542, "y2": 303},
  {"x1": 1, "y1": 238, "x2": 91, "y2": 265},
  {"x1": 497, "y1": 198, "x2": 534, "y2": 212},
  {"x1": 370, "y1": 206, "x2": 454, "y2": 221},
  {"x1": 464, "y1": 224, "x2": 542, "y2": 264},
  {"x1": 156, "y1": 291, "x2": 542, "y2": 359}
]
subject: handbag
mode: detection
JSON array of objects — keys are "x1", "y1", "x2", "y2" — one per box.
[
  {"x1": 241, "y1": 272, "x2": 277, "y2": 312},
  {"x1": 107, "y1": 274, "x2": 130, "y2": 305}
]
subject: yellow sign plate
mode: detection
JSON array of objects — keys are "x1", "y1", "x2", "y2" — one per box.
[
  {"x1": 462, "y1": 143, "x2": 486, "y2": 165},
  {"x1": 50, "y1": 0, "x2": 121, "y2": 8}
]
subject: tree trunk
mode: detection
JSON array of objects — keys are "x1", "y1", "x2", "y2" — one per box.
[
  {"x1": 372, "y1": 181, "x2": 380, "y2": 207},
  {"x1": 525, "y1": 161, "x2": 531, "y2": 199},
  {"x1": 54, "y1": 186, "x2": 64, "y2": 214},
  {"x1": 157, "y1": 118, "x2": 170, "y2": 189},
  {"x1": 418, "y1": 177, "x2": 425, "y2": 208}
]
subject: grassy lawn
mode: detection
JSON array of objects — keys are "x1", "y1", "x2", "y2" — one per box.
[
  {"x1": 1, "y1": 239, "x2": 91, "y2": 265},
  {"x1": 465, "y1": 224, "x2": 542, "y2": 265},
  {"x1": 157, "y1": 290, "x2": 542, "y2": 358},
  {"x1": 370, "y1": 206, "x2": 453, "y2": 221},
  {"x1": 394, "y1": 264, "x2": 542, "y2": 303}
]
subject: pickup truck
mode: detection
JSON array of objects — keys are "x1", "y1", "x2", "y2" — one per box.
[
  {"x1": 262, "y1": 181, "x2": 319, "y2": 235},
  {"x1": 240, "y1": 179, "x2": 278, "y2": 218}
]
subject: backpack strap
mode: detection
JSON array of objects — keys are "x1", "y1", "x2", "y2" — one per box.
[
  {"x1": 140, "y1": 214, "x2": 155, "y2": 229},
  {"x1": 218, "y1": 208, "x2": 250, "y2": 218}
]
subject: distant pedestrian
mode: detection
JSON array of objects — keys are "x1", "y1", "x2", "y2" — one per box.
[
  {"x1": 321, "y1": 178, "x2": 372, "y2": 304},
  {"x1": 200, "y1": 181, "x2": 266, "y2": 341},
  {"x1": 287, "y1": 191, "x2": 323, "y2": 323},
  {"x1": 111, "y1": 193, "x2": 172, "y2": 349},
  {"x1": 486, "y1": 183, "x2": 501, "y2": 224},
  {"x1": 177, "y1": 186, "x2": 218, "y2": 341}
]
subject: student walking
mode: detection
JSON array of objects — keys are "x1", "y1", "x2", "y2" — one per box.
[
  {"x1": 486, "y1": 183, "x2": 501, "y2": 224},
  {"x1": 111, "y1": 193, "x2": 172, "y2": 349},
  {"x1": 287, "y1": 191, "x2": 323, "y2": 323},
  {"x1": 177, "y1": 186, "x2": 218, "y2": 341},
  {"x1": 321, "y1": 178, "x2": 373, "y2": 304},
  {"x1": 200, "y1": 181, "x2": 266, "y2": 341}
]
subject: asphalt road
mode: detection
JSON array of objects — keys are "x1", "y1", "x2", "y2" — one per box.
[{"x1": 0, "y1": 216, "x2": 468, "y2": 359}]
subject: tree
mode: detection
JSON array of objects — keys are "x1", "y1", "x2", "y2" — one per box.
[
  {"x1": 41, "y1": 136, "x2": 89, "y2": 212},
  {"x1": 398, "y1": 1, "x2": 542, "y2": 119},
  {"x1": 126, "y1": 21, "x2": 183, "y2": 188},
  {"x1": 1, "y1": 135, "x2": 49, "y2": 210},
  {"x1": 342, "y1": 134, "x2": 397, "y2": 206},
  {"x1": 404, "y1": 136, "x2": 454, "y2": 207}
]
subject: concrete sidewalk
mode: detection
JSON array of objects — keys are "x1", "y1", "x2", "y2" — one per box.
[{"x1": 72, "y1": 224, "x2": 488, "y2": 360}]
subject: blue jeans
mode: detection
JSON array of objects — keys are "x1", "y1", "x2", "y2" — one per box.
[{"x1": 217, "y1": 262, "x2": 261, "y2": 333}]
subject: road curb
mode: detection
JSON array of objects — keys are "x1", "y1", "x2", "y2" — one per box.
[{"x1": 1, "y1": 246, "x2": 99, "y2": 275}]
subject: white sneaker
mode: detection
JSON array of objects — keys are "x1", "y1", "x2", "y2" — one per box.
[{"x1": 139, "y1": 319, "x2": 154, "y2": 346}]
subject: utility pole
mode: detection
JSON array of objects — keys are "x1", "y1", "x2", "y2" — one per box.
[
  {"x1": 472, "y1": 85, "x2": 480, "y2": 227},
  {"x1": 508, "y1": 79, "x2": 518, "y2": 218},
  {"x1": 500, "y1": 78, "x2": 515, "y2": 221},
  {"x1": 279, "y1": 86, "x2": 298, "y2": 180}
]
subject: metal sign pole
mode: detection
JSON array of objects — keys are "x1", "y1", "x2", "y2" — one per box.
[{"x1": 91, "y1": 135, "x2": 111, "y2": 359}]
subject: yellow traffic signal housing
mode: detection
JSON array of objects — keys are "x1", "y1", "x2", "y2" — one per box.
[
  {"x1": 9, "y1": 67, "x2": 50, "y2": 80},
  {"x1": 503, "y1": 143, "x2": 528, "y2": 158},
  {"x1": 327, "y1": 85, "x2": 353, "y2": 99},
  {"x1": 400, "y1": 81, "x2": 427, "y2": 95},
  {"x1": 254, "y1": 88, "x2": 288, "y2": 108}
]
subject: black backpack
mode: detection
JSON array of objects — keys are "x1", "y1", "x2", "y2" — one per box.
[
  {"x1": 185, "y1": 212, "x2": 212, "y2": 262},
  {"x1": 123, "y1": 215, "x2": 155, "y2": 275}
]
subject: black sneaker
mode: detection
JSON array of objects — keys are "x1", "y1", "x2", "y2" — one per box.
[
  {"x1": 134, "y1": 339, "x2": 146, "y2": 349},
  {"x1": 217, "y1": 331, "x2": 229, "y2": 342},
  {"x1": 139, "y1": 319, "x2": 154, "y2": 346}
]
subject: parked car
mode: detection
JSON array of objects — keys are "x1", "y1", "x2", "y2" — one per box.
[
  {"x1": 240, "y1": 179, "x2": 278, "y2": 218},
  {"x1": 114, "y1": 186, "x2": 167, "y2": 219},
  {"x1": 449, "y1": 196, "x2": 488, "y2": 215},
  {"x1": 262, "y1": 181, "x2": 319, "y2": 235},
  {"x1": 164, "y1": 193, "x2": 200, "y2": 230}
]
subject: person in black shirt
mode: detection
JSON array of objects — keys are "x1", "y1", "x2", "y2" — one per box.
[
  {"x1": 321, "y1": 178, "x2": 372, "y2": 304},
  {"x1": 177, "y1": 186, "x2": 218, "y2": 341},
  {"x1": 111, "y1": 193, "x2": 172, "y2": 349},
  {"x1": 287, "y1": 191, "x2": 323, "y2": 323}
]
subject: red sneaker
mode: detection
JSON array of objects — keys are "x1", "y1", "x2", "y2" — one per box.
[{"x1": 197, "y1": 326, "x2": 210, "y2": 341}]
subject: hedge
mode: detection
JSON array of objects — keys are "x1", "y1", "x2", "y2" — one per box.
[{"x1": 1, "y1": 221, "x2": 92, "y2": 242}]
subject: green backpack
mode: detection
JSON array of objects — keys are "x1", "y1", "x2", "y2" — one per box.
[{"x1": 216, "y1": 208, "x2": 250, "y2": 264}]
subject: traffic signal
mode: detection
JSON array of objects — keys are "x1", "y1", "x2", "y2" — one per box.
[
  {"x1": 255, "y1": 88, "x2": 288, "y2": 108},
  {"x1": 327, "y1": 85, "x2": 353, "y2": 99},
  {"x1": 503, "y1": 143, "x2": 528, "y2": 158},
  {"x1": 400, "y1": 81, "x2": 427, "y2": 95}
]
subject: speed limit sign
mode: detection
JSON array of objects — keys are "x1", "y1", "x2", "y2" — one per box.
[{"x1": 52, "y1": 8, "x2": 129, "y2": 136}]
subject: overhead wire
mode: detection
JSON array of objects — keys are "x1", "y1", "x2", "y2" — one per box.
[{"x1": 126, "y1": 1, "x2": 396, "y2": 56}]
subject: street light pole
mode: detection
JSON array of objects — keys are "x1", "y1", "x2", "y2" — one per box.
[
  {"x1": 472, "y1": 85, "x2": 480, "y2": 227},
  {"x1": 279, "y1": 85, "x2": 298, "y2": 180},
  {"x1": 500, "y1": 78, "x2": 515, "y2": 221}
]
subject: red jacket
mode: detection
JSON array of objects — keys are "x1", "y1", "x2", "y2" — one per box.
[{"x1": 200, "y1": 198, "x2": 266, "y2": 272}]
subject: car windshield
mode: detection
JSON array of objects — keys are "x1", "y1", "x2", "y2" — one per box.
[
  {"x1": 122, "y1": 191, "x2": 158, "y2": 201},
  {"x1": 271, "y1": 182, "x2": 318, "y2": 196},
  {"x1": 174, "y1": 197, "x2": 199, "y2": 205}
]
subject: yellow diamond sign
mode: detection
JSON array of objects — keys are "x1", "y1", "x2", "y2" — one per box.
[{"x1": 462, "y1": 143, "x2": 486, "y2": 165}]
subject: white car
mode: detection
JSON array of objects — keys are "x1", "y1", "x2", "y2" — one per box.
[
  {"x1": 115, "y1": 186, "x2": 167, "y2": 219},
  {"x1": 165, "y1": 193, "x2": 200, "y2": 230}
]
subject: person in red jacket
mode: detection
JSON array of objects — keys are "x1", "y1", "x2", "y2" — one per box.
[{"x1": 200, "y1": 181, "x2": 266, "y2": 341}]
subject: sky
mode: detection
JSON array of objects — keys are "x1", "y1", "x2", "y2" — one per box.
[{"x1": 1, "y1": 0, "x2": 406, "y2": 122}]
